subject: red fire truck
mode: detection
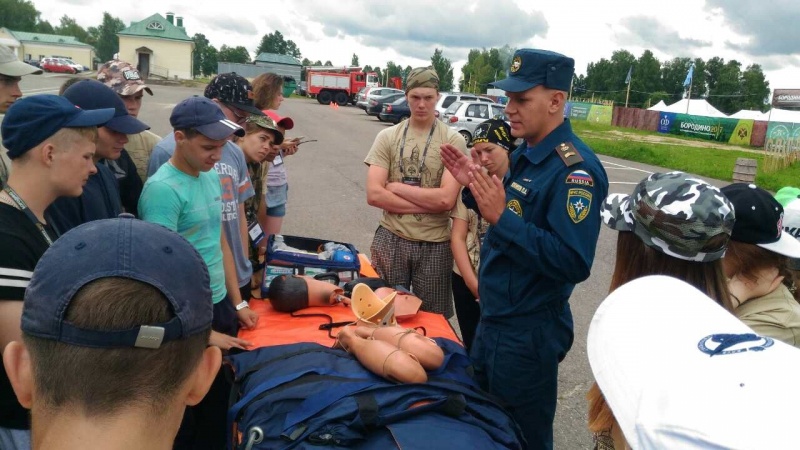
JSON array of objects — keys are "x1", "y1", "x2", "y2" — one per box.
[{"x1": 306, "y1": 66, "x2": 379, "y2": 106}]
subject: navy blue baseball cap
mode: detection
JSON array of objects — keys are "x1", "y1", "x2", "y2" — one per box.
[
  {"x1": 491, "y1": 49, "x2": 575, "y2": 93},
  {"x1": 63, "y1": 80, "x2": 150, "y2": 134},
  {"x1": 21, "y1": 216, "x2": 213, "y2": 349},
  {"x1": 170, "y1": 96, "x2": 245, "y2": 139},
  {"x1": 1, "y1": 94, "x2": 114, "y2": 159}
]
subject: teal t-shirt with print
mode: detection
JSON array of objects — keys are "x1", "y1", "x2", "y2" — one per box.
[{"x1": 139, "y1": 162, "x2": 226, "y2": 303}]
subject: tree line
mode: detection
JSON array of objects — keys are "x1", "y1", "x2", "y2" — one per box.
[
  {"x1": 575, "y1": 49, "x2": 771, "y2": 114},
  {"x1": 1, "y1": 0, "x2": 772, "y2": 112}
]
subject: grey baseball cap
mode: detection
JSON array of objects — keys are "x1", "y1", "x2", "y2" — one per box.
[
  {"x1": 0, "y1": 44, "x2": 42, "y2": 76},
  {"x1": 601, "y1": 171, "x2": 735, "y2": 262}
]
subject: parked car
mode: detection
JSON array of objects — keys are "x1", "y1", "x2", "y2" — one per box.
[
  {"x1": 61, "y1": 58, "x2": 85, "y2": 72},
  {"x1": 357, "y1": 87, "x2": 403, "y2": 110},
  {"x1": 379, "y1": 97, "x2": 411, "y2": 124},
  {"x1": 435, "y1": 92, "x2": 494, "y2": 117},
  {"x1": 40, "y1": 57, "x2": 77, "y2": 74},
  {"x1": 297, "y1": 81, "x2": 307, "y2": 96},
  {"x1": 367, "y1": 92, "x2": 405, "y2": 117},
  {"x1": 442, "y1": 100, "x2": 508, "y2": 143},
  {"x1": 23, "y1": 58, "x2": 40, "y2": 68}
]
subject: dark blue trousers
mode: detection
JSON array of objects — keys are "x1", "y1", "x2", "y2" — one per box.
[{"x1": 471, "y1": 301, "x2": 574, "y2": 450}]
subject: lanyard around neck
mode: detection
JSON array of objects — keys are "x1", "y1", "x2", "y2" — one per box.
[
  {"x1": 3, "y1": 186, "x2": 54, "y2": 246},
  {"x1": 398, "y1": 120, "x2": 437, "y2": 176}
]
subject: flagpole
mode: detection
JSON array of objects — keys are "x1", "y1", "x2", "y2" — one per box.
[
  {"x1": 686, "y1": 64, "x2": 693, "y2": 115},
  {"x1": 625, "y1": 80, "x2": 631, "y2": 108}
]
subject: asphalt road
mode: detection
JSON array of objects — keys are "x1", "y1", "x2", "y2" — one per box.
[{"x1": 18, "y1": 73, "x2": 730, "y2": 449}]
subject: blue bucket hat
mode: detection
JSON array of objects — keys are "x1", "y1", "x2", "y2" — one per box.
[
  {"x1": 491, "y1": 49, "x2": 574, "y2": 93},
  {"x1": 21, "y1": 216, "x2": 213, "y2": 349},
  {"x1": 63, "y1": 80, "x2": 150, "y2": 134},
  {"x1": 1, "y1": 94, "x2": 114, "y2": 159}
]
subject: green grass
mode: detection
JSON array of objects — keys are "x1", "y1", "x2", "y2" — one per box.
[{"x1": 571, "y1": 121, "x2": 800, "y2": 192}]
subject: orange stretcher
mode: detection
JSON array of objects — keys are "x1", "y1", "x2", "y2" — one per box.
[
  {"x1": 240, "y1": 300, "x2": 459, "y2": 348},
  {"x1": 240, "y1": 254, "x2": 460, "y2": 348}
]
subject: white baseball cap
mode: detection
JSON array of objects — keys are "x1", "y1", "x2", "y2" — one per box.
[{"x1": 588, "y1": 275, "x2": 800, "y2": 449}]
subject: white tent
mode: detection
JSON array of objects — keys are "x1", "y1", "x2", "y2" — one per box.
[
  {"x1": 647, "y1": 100, "x2": 667, "y2": 111},
  {"x1": 765, "y1": 108, "x2": 800, "y2": 123},
  {"x1": 662, "y1": 99, "x2": 728, "y2": 118},
  {"x1": 730, "y1": 110, "x2": 769, "y2": 120}
]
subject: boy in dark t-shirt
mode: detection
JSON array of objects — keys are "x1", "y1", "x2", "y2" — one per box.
[{"x1": 0, "y1": 95, "x2": 113, "y2": 447}]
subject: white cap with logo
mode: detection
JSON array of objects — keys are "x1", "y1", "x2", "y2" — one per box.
[{"x1": 588, "y1": 275, "x2": 800, "y2": 449}]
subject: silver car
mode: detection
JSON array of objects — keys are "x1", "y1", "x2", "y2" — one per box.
[
  {"x1": 442, "y1": 101, "x2": 508, "y2": 143},
  {"x1": 356, "y1": 87, "x2": 403, "y2": 110}
]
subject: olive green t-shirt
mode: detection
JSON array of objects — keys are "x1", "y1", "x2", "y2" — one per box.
[{"x1": 364, "y1": 119, "x2": 467, "y2": 242}]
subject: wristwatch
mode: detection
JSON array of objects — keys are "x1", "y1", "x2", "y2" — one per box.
[{"x1": 235, "y1": 301, "x2": 250, "y2": 311}]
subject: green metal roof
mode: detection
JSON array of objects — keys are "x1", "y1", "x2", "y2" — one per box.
[
  {"x1": 6, "y1": 29, "x2": 92, "y2": 48},
  {"x1": 117, "y1": 13, "x2": 192, "y2": 42},
  {"x1": 254, "y1": 52, "x2": 302, "y2": 66}
]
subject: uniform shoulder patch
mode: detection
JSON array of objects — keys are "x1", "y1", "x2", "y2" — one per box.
[
  {"x1": 565, "y1": 169, "x2": 594, "y2": 187},
  {"x1": 567, "y1": 188, "x2": 592, "y2": 224},
  {"x1": 555, "y1": 141, "x2": 583, "y2": 167}
]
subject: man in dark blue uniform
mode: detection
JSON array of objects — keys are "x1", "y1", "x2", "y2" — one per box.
[{"x1": 442, "y1": 49, "x2": 608, "y2": 449}]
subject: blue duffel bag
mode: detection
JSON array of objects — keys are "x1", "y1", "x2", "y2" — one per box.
[{"x1": 225, "y1": 338, "x2": 525, "y2": 449}]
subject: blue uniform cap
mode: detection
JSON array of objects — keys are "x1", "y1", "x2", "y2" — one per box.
[
  {"x1": 491, "y1": 49, "x2": 574, "y2": 93},
  {"x1": 63, "y1": 80, "x2": 150, "y2": 135},
  {"x1": 170, "y1": 96, "x2": 245, "y2": 140},
  {"x1": 1, "y1": 94, "x2": 114, "y2": 159},
  {"x1": 21, "y1": 216, "x2": 213, "y2": 349}
]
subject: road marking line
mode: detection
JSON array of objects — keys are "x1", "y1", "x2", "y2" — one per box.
[
  {"x1": 600, "y1": 159, "x2": 653, "y2": 175},
  {"x1": 609, "y1": 181, "x2": 639, "y2": 185}
]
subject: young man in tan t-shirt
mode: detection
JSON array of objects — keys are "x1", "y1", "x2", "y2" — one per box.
[{"x1": 364, "y1": 67, "x2": 467, "y2": 318}]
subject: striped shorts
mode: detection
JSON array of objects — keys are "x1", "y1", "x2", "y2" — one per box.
[{"x1": 370, "y1": 226, "x2": 454, "y2": 318}]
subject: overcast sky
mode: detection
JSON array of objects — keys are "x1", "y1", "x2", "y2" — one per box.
[{"x1": 31, "y1": 0, "x2": 800, "y2": 91}]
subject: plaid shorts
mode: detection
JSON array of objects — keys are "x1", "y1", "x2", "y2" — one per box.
[{"x1": 370, "y1": 226, "x2": 454, "y2": 318}]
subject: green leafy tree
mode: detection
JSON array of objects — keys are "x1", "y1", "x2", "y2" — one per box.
[
  {"x1": 218, "y1": 45, "x2": 250, "y2": 63},
  {"x1": 313, "y1": 60, "x2": 322, "y2": 66},
  {"x1": 740, "y1": 64, "x2": 770, "y2": 111},
  {"x1": 0, "y1": 0, "x2": 40, "y2": 32},
  {"x1": 55, "y1": 15, "x2": 90, "y2": 43},
  {"x1": 255, "y1": 31, "x2": 301, "y2": 58},
  {"x1": 430, "y1": 48, "x2": 454, "y2": 92},
  {"x1": 324, "y1": 60, "x2": 333, "y2": 66},
  {"x1": 35, "y1": 20, "x2": 54, "y2": 34},
  {"x1": 710, "y1": 59, "x2": 742, "y2": 114},
  {"x1": 660, "y1": 57, "x2": 693, "y2": 101},
  {"x1": 88, "y1": 12, "x2": 125, "y2": 63},
  {"x1": 459, "y1": 48, "x2": 506, "y2": 94},
  {"x1": 351, "y1": 53, "x2": 359, "y2": 66},
  {"x1": 630, "y1": 50, "x2": 661, "y2": 108},
  {"x1": 191, "y1": 33, "x2": 218, "y2": 77},
  {"x1": 363, "y1": 64, "x2": 372, "y2": 73}
]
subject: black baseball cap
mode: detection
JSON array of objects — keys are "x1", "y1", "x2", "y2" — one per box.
[
  {"x1": 470, "y1": 118, "x2": 514, "y2": 151},
  {"x1": 721, "y1": 183, "x2": 800, "y2": 258},
  {"x1": 204, "y1": 72, "x2": 264, "y2": 116}
]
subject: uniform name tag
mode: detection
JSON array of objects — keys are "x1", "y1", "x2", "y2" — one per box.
[{"x1": 510, "y1": 182, "x2": 529, "y2": 196}]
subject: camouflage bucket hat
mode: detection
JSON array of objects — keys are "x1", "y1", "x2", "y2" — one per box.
[
  {"x1": 245, "y1": 114, "x2": 284, "y2": 145},
  {"x1": 601, "y1": 171, "x2": 735, "y2": 262},
  {"x1": 405, "y1": 67, "x2": 439, "y2": 93},
  {"x1": 97, "y1": 60, "x2": 152, "y2": 96}
]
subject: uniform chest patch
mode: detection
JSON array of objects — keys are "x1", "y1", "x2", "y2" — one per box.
[
  {"x1": 565, "y1": 170, "x2": 593, "y2": 187},
  {"x1": 567, "y1": 188, "x2": 592, "y2": 224},
  {"x1": 507, "y1": 199, "x2": 523, "y2": 217},
  {"x1": 510, "y1": 181, "x2": 529, "y2": 196}
]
